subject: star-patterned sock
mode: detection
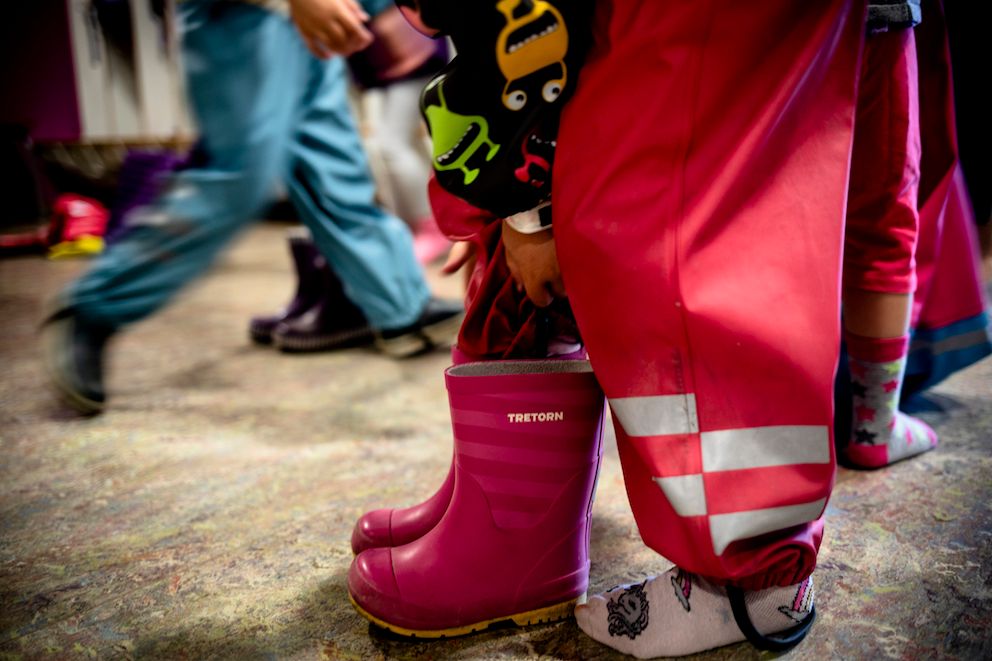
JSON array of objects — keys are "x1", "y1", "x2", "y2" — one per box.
[
  {"x1": 844, "y1": 332, "x2": 937, "y2": 468},
  {"x1": 574, "y1": 568, "x2": 814, "y2": 658}
]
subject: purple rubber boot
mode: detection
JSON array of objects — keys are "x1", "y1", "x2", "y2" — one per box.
[
  {"x1": 348, "y1": 359, "x2": 606, "y2": 637},
  {"x1": 249, "y1": 229, "x2": 330, "y2": 345},
  {"x1": 271, "y1": 261, "x2": 373, "y2": 352}
]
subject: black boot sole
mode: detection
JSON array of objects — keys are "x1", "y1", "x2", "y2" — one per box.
[
  {"x1": 249, "y1": 325, "x2": 275, "y2": 345},
  {"x1": 273, "y1": 326, "x2": 375, "y2": 353}
]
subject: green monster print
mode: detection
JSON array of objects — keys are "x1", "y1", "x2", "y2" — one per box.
[{"x1": 423, "y1": 79, "x2": 501, "y2": 185}]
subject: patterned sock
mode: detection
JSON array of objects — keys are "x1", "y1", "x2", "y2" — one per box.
[
  {"x1": 574, "y1": 568, "x2": 814, "y2": 658},
  {"x1": 844, "y1": 332, "x2": 938, "y2": 468}
]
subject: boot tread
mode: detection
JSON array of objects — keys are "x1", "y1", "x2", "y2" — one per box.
[{"x1": 348, "y1": 594, "x2": 580, "y2": 638}]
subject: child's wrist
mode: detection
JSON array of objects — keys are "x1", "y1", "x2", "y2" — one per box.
[{"x1": 504, "y1": 203, "x2": 552, "y2": 234}]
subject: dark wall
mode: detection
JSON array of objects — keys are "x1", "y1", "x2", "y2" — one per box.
[{"x1": 1, "y1": 3, "x2": 81, "y2": 142}]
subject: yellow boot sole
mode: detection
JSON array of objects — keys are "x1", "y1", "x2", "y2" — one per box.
[{"x1": 349, "y1": 593, "x2": 580, "y2": 638}]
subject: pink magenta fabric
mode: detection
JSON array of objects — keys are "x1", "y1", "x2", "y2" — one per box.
[{"x1": 552, "y1": 1, "x2": 864, "y2": 590}]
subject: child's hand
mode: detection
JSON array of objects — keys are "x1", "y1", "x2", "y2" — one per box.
[
  {"x1": 288, "y1": 0, "x2": 374, "y2": 58},
  {"x1": 502, "y1": 222, "x2": 564, "y2": 308},
  {"x1": 441, "y1": 241, "x2": 474, "y2": 275}
]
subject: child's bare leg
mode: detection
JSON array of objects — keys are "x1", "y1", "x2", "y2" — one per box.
[{"x1": 843, "y1": 289, "x2": 910, "y2": 338}]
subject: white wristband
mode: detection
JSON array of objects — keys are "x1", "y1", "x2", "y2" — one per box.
[{"x1": 504, "y1": 203, "x2": 552, "y2": 234}]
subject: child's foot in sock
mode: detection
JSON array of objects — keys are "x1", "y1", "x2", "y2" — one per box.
[
  {"x1": 574, "y1": 567, "x2": 814, "y2": 658},
  {"x1": 846, "y1": 407, "x2": 937, "y2": 468},
  {"x1": 845, "y1": 333, "x2": 938, "y2": 468}
]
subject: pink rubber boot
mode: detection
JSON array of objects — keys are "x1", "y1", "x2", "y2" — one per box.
[
  {"x1": 348, "y1": 360, "x2": 606, "y2": 636},
  {"x1": 350, "y1": 462, "x2": 455, "y2": 554},
  {"x1": 350, "y1": 347, "x2": 588, "y2": 555},
  {"x1": 348, "y1": 346, "x2": 472, "y2": 555}
]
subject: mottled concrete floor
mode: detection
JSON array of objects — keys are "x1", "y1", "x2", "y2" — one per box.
[{"x1": 1, "y1": 224, "x2": 990, "y2": 660}]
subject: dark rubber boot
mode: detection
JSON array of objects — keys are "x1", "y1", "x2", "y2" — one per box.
[
  {"x1": 272, "y1": 262, "x2": 374, "y2": 352},
  {"x1": 248, "y1": 229, "x2": 326, "y2": 345},
  {"x1": 41, "y1": 309, "x2": 115, "y2": 415}
]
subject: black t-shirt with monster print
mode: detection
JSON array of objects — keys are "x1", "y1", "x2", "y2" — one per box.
[{"x1": 398, "y1": 0, "x2": 593, "y2": 219}]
